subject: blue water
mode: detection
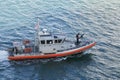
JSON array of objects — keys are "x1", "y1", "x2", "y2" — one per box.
[{"x1": 0, "y1": 0, "x2": 120, "y2": 80}]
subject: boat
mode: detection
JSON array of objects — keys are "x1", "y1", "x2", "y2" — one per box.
[{"x1": 8, "y1": 21, "x2": 96, "y2": 61}]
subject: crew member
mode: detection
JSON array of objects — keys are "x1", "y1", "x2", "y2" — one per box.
[
  {"x1": 76, "y1": 33, "x2": 80, "y2": 44},
  {"x1": 13, "y1": 47, "x2": 18, "y2": 55}
]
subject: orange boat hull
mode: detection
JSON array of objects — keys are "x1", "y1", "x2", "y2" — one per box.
[{"x1": 8, "y1": 42, "x2": 96, "y2": 60}]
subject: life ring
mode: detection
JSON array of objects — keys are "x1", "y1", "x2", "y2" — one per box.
[{"x1": 23, "y1": 40, "x2": 30, "y2": 44}]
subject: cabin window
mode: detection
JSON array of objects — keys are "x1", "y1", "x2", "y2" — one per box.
[
  {"x1": 58, "y1": 39, "x2": 62, "y2": 43},
  {"x1": 41, "y1": 40, "x2": 45, "y2": 44},
  {"x1": 54, "y1": 36, "x2": 58, "y2": 38},
  {"x1": 54, "y1": 39, "x2": 62, "y2": 43},
  {"x1": 47, "y1": 40, "x2": 53, "y2": 44},
  {"x1": 55, "y1": 40, "x2": 58, "y2": 43}
]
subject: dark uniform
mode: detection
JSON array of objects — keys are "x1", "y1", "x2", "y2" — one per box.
[
  {"x1": 76, "y1": 33, "x2": 80, "y2": 44},
  {"x1": 13, "y1": 47, "x2": 18, "y2": 55}
]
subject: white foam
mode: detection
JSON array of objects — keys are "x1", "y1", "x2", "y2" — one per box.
[{"x1": 0, "y1": 50, "x2": 8, "y2": 61}]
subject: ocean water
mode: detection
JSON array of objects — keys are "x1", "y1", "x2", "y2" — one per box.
[{"x1": 0, "y1": 0, "x2": 120, "y2": 80}]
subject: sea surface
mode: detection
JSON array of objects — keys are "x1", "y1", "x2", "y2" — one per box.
[{"x1": 0, "y1": 0, "x2": 120, "y2": 80}]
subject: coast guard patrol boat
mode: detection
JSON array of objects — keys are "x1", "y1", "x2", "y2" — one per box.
[{"x1": 8, "y1": 21, "x2": 96, "y2": 61}]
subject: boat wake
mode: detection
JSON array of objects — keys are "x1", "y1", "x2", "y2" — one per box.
[
  {"x1": 10, "y1": 57, "x2": 68, "y2": 65},
  {"x1": 0, "y1": 50, "x2": 8, "y2": 61}
]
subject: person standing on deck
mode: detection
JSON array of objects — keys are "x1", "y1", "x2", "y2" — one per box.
[
  {"x1": 13, "y1": 47, "x2": 18, "y2": 55},
  {"x1": 76, "y1": 33, "x2": 80, "y2": 44}
]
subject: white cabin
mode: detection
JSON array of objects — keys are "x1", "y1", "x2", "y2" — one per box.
[{"x1": 35, "y1": 29, "x2": 75, "y2": 53}]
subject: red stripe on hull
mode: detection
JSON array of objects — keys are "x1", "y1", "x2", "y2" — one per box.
[{"x1": 8, "y1": 42, "x2": 96, "y2": 60}]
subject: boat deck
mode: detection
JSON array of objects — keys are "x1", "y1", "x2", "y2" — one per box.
[{"x1": 9, "y1": 40, "x2": 91, "y2": 57}]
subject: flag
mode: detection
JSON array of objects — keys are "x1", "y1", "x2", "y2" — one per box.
[{"x1": 35, "y1": 19, "x2": 40, "y2": 30}]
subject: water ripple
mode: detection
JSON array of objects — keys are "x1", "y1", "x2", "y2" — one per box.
[{"x1": 0, "y1": 0, "x2": 120, "y2": 80}]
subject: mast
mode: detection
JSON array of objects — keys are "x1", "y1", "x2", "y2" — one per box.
[{"x1": 34, "y1": 19, "x2": 40, "y2": 53}]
